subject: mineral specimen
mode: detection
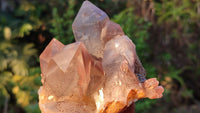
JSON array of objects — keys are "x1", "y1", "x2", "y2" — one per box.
[{"x1": 38, "y1": 1, "x2": 164, "y2": 113}]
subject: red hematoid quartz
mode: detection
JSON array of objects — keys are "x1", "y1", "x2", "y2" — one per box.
[{"x1": 38, "y1": 1, "x2": 164, "y2": 113}]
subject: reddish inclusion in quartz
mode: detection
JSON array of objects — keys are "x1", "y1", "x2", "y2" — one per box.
[{"x1": 38, "y1": 1, "x2": 164, "y2": 113}]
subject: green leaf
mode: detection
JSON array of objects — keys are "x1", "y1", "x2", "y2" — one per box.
[
  {"x1": 19, "y1": 23, "x2": 33, "y2": 37},
  {"x1": 23, "y1": 43, "x2": 37, "y2": 57},
  {"x1": 10, "y1": 59, "x2": 28, "y2": 76}
]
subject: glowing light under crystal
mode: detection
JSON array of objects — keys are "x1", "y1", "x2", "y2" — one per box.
[
  {"x1": 48, "y1": 95, "x2": 54, "y2": 100},
  {"x1": 119, "y1": 81, "x2": 122, "y2": 86},
  {"x1": 96, "y1": 88, "x2": 104, "y2": 111},
  {"x1": 99, "y1": 88, "x2": 104, "y2": 100},
  {"x1": 115, "y1": 42, "x2": 119, "y2": 48}
]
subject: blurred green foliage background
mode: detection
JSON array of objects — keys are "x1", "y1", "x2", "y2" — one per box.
[{"x1": 0, "y1": 0, "x2": 200, "y2": 113}]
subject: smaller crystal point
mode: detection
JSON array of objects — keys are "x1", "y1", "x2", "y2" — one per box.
[
  {"x1": 101, "y1": 20, "x2": 124, "y2": 44},
  {"x1": 103, "y1": 35, "x2": 144, "y2": 75},
  {"x1": 40, "y1": 38, "x2": 64, "y2": 75}
]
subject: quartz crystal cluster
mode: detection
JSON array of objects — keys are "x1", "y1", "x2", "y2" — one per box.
[{"x1": 38, "y1": 1, "x2": 164, "y2": 113}]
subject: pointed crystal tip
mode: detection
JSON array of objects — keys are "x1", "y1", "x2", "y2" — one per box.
[{"x1": 40, "y1": 38, "x2": 64, "y2": 75}]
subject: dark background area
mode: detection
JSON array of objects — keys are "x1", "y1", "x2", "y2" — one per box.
[{"x1": 0, "y1": 0, "x2": 200, "y2": 113}]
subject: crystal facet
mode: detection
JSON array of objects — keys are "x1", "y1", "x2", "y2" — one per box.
[
  {"x1": 72, "y1": 1, "x2": 109, "y2": 59},
  {"x1": 39, "y1": 39, "x2": 64, "y2": 76},
  {"x1": 39, "y1": 1, "x2": 164, "y2": 113}
]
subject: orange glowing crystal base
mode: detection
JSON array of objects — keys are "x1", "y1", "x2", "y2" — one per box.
[{"x1": 38, "y1": 1, "x2": 164, "y2": 113}]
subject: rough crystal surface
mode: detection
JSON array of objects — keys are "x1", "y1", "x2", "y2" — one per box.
[{"x1": 39, "y1": 1, "x2": 164, "y2": 113}]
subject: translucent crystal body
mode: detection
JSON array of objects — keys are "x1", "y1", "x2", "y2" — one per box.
[{"x1": 39, "y1": 1, "x2": 164, "y2": 113}]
